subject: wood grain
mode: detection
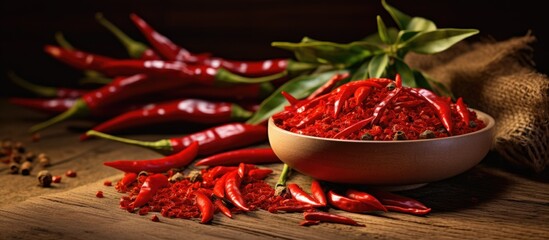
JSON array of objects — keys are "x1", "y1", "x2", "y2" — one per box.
[{"x1": 1, "y1": 100, "x2": 548, "y2": 239}]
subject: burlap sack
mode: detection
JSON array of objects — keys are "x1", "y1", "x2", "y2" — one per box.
[{"x1": 405, "y1": 34, "x2": 549, "y2": 173}]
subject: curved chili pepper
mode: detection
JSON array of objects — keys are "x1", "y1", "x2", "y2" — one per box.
[
  {"x1": 214, "y1": 199, "x2": 233, "y2": 218},
  {"x1": 86, "y1": 99, "x2": 252, "y2": 135},
  {"x1": 332, "y1": 79, "x2": 385, "y2": 118},
  {"x1": 369, "y1": 189, "x2": 431, "y2": 215},
  {"x1": 117, "y1": 172, "x2": 138, "y2": 190},
  {"x1": 213, "y1": 171, "x2": 230, "y2": 199},
  {"x1": 327, "y1": 190, "x2": 385, "y2": 213},
  {"x1": 407, "y1": 88, "x2": 453, "y2": 134},
  {"x1": 371, "y1": 74, "x2": 402, "y2": 125},
  {"x1": 207, "y1": 166, "x2": 239, "y2": 180},
  {"x1": 95, "y1": 12, "x2": 161, "y2": 60},
  {"x1": 333, "y1": 116, "x2": 374, "y2": 139},
  {"x1": 287, "y1": 183, "x2": 324, "y2": 207},
  {"x1": 9, "y1": 97, "x2": 76, "y2": 114},
  {"x1": 131, "y1": 173, "x2": 169, "y2": 209},
  {"x1": 353, "y1": 86, "x2": 371, "y2": 104},
  {"x1": 224, "y1": 171, "x2": 250, "y2": 211},
  {"x1": 306, "y1": 72, "x2": 349, "y2": 100},
  {"x1": 281, "y1": 91, "x2": 299, "y2": 106},
  {"x1": 303, "y1": 211, "x2": 364, "y2": 226},
  {"x1": 8, "y1": 71, "x2": 90, "y2": 98},
  {"x1": 194, "y1": 147, "x2": 281, "y2": 166},
  {"x1": 84, "y1": 122, "x2": 267, "y2": 156},
  {"x1": 345, "y1": 189, "x2": 387, "y2": 212},
  {"x1": 455, "y1": 97, "x2": 470, "y2": 125},
  {"x1": 103, "y1": 141, "x2": 198, "y2": 173},
  {"x1": 247, "y1": 168, "x2": 273, "y2": 180},
  {"x1": 43, "y1": 45, "x2": 113, "y2": 72},
  {"x1": 295, "y1": 104, "x2": 325, "y2": 129},
  {"x1": 194, "y1": 190, "x2": 214, "y2": 224},
  {"x1": 162, "y1": 82, "x2": 274, "y2": 102},
  {"x1": 310, "y1": 180, "x2": 327, "y2": 207}
]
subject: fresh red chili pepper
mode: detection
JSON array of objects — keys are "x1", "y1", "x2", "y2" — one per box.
[
  {"x1": 129, "y1": 13, "x2": 210, "y2": 63},
  {"x1": 103, "y1": 141, "x2": 198, "y2": 173},
  {"x1": 86, "y1": 99, "x2": 252, "y2": 135},
  {"x1": 353, "y1": 86, "x2": 371, "y2": 104},
  {"x1": 407, "y1": 88, "x2": 453, "y2": 134},
  {"x1": 194, "y1": 147, "x2": 281, "y2": 166},
  {"x1": 43, "y1": 45, "x2": 113, "y2": 72},
  {"x1": 371, "y1": 74, "x2": 402, "y2": 125},
  {"x1": 327, "y1": 190, "x2": 385, "y2": 213},
  {"x1": 116, "y1": 172, "x2": 138, "y2": 191},
  {"x1": 194, "y1": 190, "x2": 214, "y2": 224},
  {"x1": 237, "y1": 163, "x2": 256, "y2": 178},
  {"x1": 131, "y1": 173, "x2": 168, "y2": 209},
  {"x1": 8, "y1": 71, "x2": 90, "y2": 98},
  {"x1": 287, "y1": 183, "x2": 324, "y2": 207},
  {"x1": 84, "y1": 122, "x2": 267, "y2": 156},
  {"x1": 345, "y1": 189, "x2": 387, "y2": 212},
  {"x1": 213, "y1": 171, "x2": 230, "y2": 199},
  {"x1": 9, "y1": 97, "x2": 76, "y2": 114},
  {"x1": 281, "y1": 91, "x2": 299, "y2": 106},
  {"x1": 306, "y1": 72, "x2": 349, "y2": 100},
  {"x1": 369, "y1": 189, "x2": 431, "y2": 215},
  {"x1": 224, "y1": 171, "x2": 250, "y2": 211},
  {"x1": 95, "y1": 12, "x2": 161, "y2": 60},
  {"x1": 455, "y1": 97, "x2": 470, "y2": 125},
  {"x1": 207, "y1": 166, "x2": 239, "y2": 180},
  {"x1": 247, "y1": 168, "x2": 273, "y2": 180},
  {"x1": 162, "y1": 82, "x2": 273, "y2": 102},
  {"x1": 333, "y1": 85, "x2": 354, "y2": 118},
  {"x1": 214, "y1": 199, "x2": 233, "y2": 218},
  {"x1": 310, "y1": 180, "x2": 327, "y2": 207},
  {"x1": 303, "y1": 211, "x2": 364, "y2": 227}
]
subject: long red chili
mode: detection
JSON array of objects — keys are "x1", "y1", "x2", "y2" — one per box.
[
  {"x1": 162, "y1": 82, "x2": 273, "y2": 102},
  {"x1": 131, "y1": 173, "x2": 169, "y2": 209},
  {"x1": 224, "y1": 171, "x2": 250, "y2": 211},
  {"x1": 213, "y1": 172, "x2": 230, "y2": 199},
  {"x1": 327, "y1": 190, "x2": 385, "y2": 213},
  {"x1": 345, "y1": 189, "x2": 387, "y2": 212},
  {"x1": 194, "y1": 147, "x2": 281, "y2": 166},
  {"x1": 9, "y1": 97, "x2": 76, "y2": 114},
  {"x1": 214, "y1": 199, "x2": 233, "y2": 218},
  {"x1": 115, "y1": 172, "x2": 138, "y2": 193},
  {"x1": 407, "y1": 88, "x2": 453, "y2": 134},
  {"x1": 43, "y1": 45, "x2": 113, "y2": 72},
  {"x1": 84, "y1": 122, "x2": 267, "y2": 156},
  {"x1": 103, "y1": 141, "x2": 198, "y2": 173},
  {"x1": 306, "y1": 73, "x2": 349, "y2": 100},
  {"x1": 333, "y1": 116, "x2": 374, "y2": 139},
  {"x1": 371, "y1": 74, "x2": 402, "y2": 125},
  {"x1": 303, "y1": 211, "x2": 364, "y2": 227},
  {"x1": 194, "y1": 190, "x2": 214, "y2": 224},
  {"x1": 247, "y1": 168, "x2": 273, "y2": 180},
  {"x1": 455, "y1": 97, "x2": 470, "y2": 125},
  {"x1": 87, "y1": 99, "x2": 252, "y2": 135},
  {"x1": 310, "y1": 180, "x2": 327, "y2": 207},
  {"x1": 287, "y1": 183, "x2": 324, "y2": 207},
  {"x1": 369, "y1": 189, "x2": 431, "y2": 215}
]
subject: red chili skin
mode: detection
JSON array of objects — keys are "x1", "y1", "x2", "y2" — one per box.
[
  {"x1": 327, "y1": 190, "x2": 385, "y2": 213},
  {"x1": 9, "y1": 97, "x2": 76, "y2": 114},
  {"x1": 224, "y1": 171, "x2": 250, "y2": 211},
  {"x1": 299, "y1": 220, "x2": 320, "y2": 226},
  {"x1": 353, "y1": 86, "x2": 372, "y2": 104},
  {"x1": 345, "y1": 189, "x2": 387, "y2": 212},
  {"x1": 131, "y1": 173, "x2": 169, "y2": 209},
  {"x1": 194, "y1": 190, "x2": 215, "y2": 224},
  {"x1": 333, "y1": 116, "x2": 374, "y2": 139},
  {"x1": 214, "y1": 199, "x2": 233, "y2": 218},
  {"x1": 303, "y1": 211, "x2": 364, "y2": 227},
  {"x1": 162, "y1": 83, "x2": 268, "y2": 102},
  {"x1": 306, "y1": 73, "x2": 349, "y2": 100},
  {"x1": 247, "y1": 168, "x2": 273, "y2": 180},
  {"x1": 295, "y1": 104, "x2": 325, "y2": 129},
  {"x1": 310, "y1": 180, "x2": 327, "y2": 207},
  {"x1": 202, "y1": 57, "x2": 289, "y2": 77},
  {"x1": 455, "y1": 97, "x2": 470, "y2": 125},
  {"x1": 103, "y1": 141, "x2": 199, "y2": 173},
  {"x1": 384, "y1": 205, "x2": 432, "y2": 216},
  {"x1": 369, "y1": 190, "x2": 431, "y2": 212},
  {"x1": 118, "y1": 172, "x2": 138, "y2": 188},
  {"x1": 407, "y1": 88, "x2": 453, "y2": 134},
  {"x1": 213, "y1": 171, "x2": 230, "y2": 199},
  {"x1": 207, "y1": 166, "x2": 239, "y2": 180},
  {"x1": 194, "y1": 147, "x2": 281, "y2": 166},
  {"x1": 43, "y1": 45, "x2": 113, "y2": 71},
  {"x1": 371, "y1": 74, "x2": 403, "y2": 125},
  {"x1": 281, "y1": 91, "x2": 299, "y2": 106},
  {"x1": 88, "y1": 99, "x2": 251, "y2": 135},
  {"x1": 332, "y1": 79, "x2": 384, "y2": 118},
  {"x1": 287, "y1": 183, "x2": 324, "y2": 207}
]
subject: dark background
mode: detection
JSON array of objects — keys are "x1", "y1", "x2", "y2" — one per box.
[{"x1": 1, "y1": 0, "x2": 547, "y2": 97}]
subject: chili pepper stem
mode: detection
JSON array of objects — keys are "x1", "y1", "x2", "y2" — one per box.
[
  {"x1": 274, "y1": 163, "x2": 291, "y2": 196},
  {"x1": 85, "y1": 130, "x2": 173, "y2": 155},
  {"x1": 79, "y1": 76, "x2": 113, "y2": 85},
  {"x1": 215, "y1": 69, "x2": 288, "y2": 84},
  {"x1": 95, "y1": 12, "x2": 148, "y2": 59},
  {"x1": 8, "y1": 71, "x2": 57, "y2": 97},
  {"x1": 29, "y1": 99, "x2": 90, "y2": 133},
  {"x1": 231, "y1": 104, "x2": 254, "y2": 120}
]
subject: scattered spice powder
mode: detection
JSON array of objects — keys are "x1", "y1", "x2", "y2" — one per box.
[{"x1": 272, "y1": 78, "x2": 486, "y2": 140}]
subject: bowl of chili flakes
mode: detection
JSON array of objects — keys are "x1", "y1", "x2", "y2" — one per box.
[{"x1": 268, "y1": 77, "x2": 495, "y2": 190}]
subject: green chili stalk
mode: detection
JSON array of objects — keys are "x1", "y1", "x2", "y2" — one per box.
[{"x1": 275, "y1": 163, "x2": 291, "y2": 196}]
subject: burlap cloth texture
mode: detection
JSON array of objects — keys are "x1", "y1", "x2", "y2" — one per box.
[{"x1": 405, "y1": 34, "x2": 548, "y2": 173}]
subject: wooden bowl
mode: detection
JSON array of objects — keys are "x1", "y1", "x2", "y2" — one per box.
[{"x1": 268, "y1": 109, "x2": 495, "y2": 190}]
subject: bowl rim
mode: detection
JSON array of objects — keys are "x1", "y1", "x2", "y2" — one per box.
[{"x1": 268, "y1": 108, "x2": 495, "y2": 144}]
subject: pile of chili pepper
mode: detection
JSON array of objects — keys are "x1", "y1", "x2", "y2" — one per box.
[{"x1": 272, "y1": 75, "x2": 487, "y2": 140}]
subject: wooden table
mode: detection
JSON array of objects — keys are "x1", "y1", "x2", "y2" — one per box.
[{"x1": 1, "y1": 99, "x2": 548, "y2": 239}]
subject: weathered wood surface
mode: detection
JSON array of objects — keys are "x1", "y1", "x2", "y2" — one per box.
[{"x1": 1, "y1": 100, "x2": 548, "y2": 240}]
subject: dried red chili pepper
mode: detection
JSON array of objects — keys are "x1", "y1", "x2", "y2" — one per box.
[
  {"x1": 213, "y1": 171, "x2": 230, "y2": 199},
  {"x1": 369, "y1": 190, "x2": 431, "y2": 216},
  {"x1": 9, "y1": 97, "x2": 76, "y2": 114},
  {"x1": 224, "y1": 171, "x2": 250, "y2": 211},
  {"x1": 281, "y1": 91, "x2": 299, "y2": 106},
  {"x1": 371, "y1": 74, "x2": 403, "y2": 125},
  {"x1": 103, "y1": 141, "x2": 198, "y2": 173},
  {"x1": 327, "y1": 190, "x2": 385, "y2": 213},
  {"x1": 345, "y1": 189, "x2": 387, "y2": 212},
  {"x1": 116, "y1": 172, "x2": 138, "y2": 192},
  {"x1": 84, "y1": 122, "x2": 267, "y2": 156},
  {"x1": 194, "y1": 190, "x2": 214, "y2": 224},
  {"x1": 131, "y1": 173, "x2": 168, "y2": 209},
  {"x1": 287, "y1": 183, "x2": 324, "y2": 207},
  {"x1": 247, "y1": 168, "x2": 273, "y2": 180},
  {"x1": 306, "y1": 73, "x2": 349, "y2": 100},
  {"x1": 303, "y1": 211, "x2": 364, "y2": 227},
  {"x1": 86, "y1": 99, "x2": 252, "y2": 135},
  {"x1": 214, "y1": 199, "x2": 232, "y2": 218},
  {"x1": 407, "y1": 88, "x2": 453, "y2": 134},
  {"x1": 194, "y1": 147, "x2": 281, "y2": 166},
  {"x1": 455, "y1": 97, "x2": 470, "y2": 125},
  {"x1": 333, "y1": 116, "x2": 374, "y2": 139},
  {"x1": 206, "y1": 166, "x2": 239, "y2": 180},
  {"x1": 310, "y1": 180, "x2": 327, "y2": 207}
]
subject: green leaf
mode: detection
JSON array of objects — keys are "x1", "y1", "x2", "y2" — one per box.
[
  {"x1": 406, "y1": 17, "x2": 437, "y2": 32},
  {"x1": 350, "y1": 59, "x2": 371, "y2": 81},
  {"x1": 382, "y1": 0, "x2": 411, "y2": 30},
  {"x1": 395, "y1": 30, "x2": 421, "y2": 44},
  {"x1": 420, "y1": 72, "x2": 455, "y2": 99},
  {"x1": 393, "y1": 58, "x2": 416, "y2": 87},
  {"x1": 377, "y1": 16, "x2": 391, "y2": 44},
  {"x1": 246, "y1": 70, "x2": 349, "y2": 125},
  {"x1": 363, "y1": 27, "x2": 399, "y2": 45},
  {"x1": 368, "y1": 54, "x2": 389, "y2": 78},
  {"x1": 400, "y1": 28, "x2": 479, "y2": 54}
]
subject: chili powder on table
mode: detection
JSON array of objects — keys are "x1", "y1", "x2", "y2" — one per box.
[{"x1": 272, "y1": 78, "x2": 486, "y2": 140}]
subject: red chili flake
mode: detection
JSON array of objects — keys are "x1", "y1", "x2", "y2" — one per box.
[
  {"x1": 96, "y1": 191, "x2": 104, "y2": 198},
  {"x1": 151, "y1": 215, "x2": 160, "y2": 222},
  {"x1": 65, "y1": 170, "x2": 77, "y2": 177},
  {"x1": 104, "y1": 180, "x2": 113, "y2": 186},
  {"x1": 52, "y1": 176, "x2": 62, "y2": 183}
]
